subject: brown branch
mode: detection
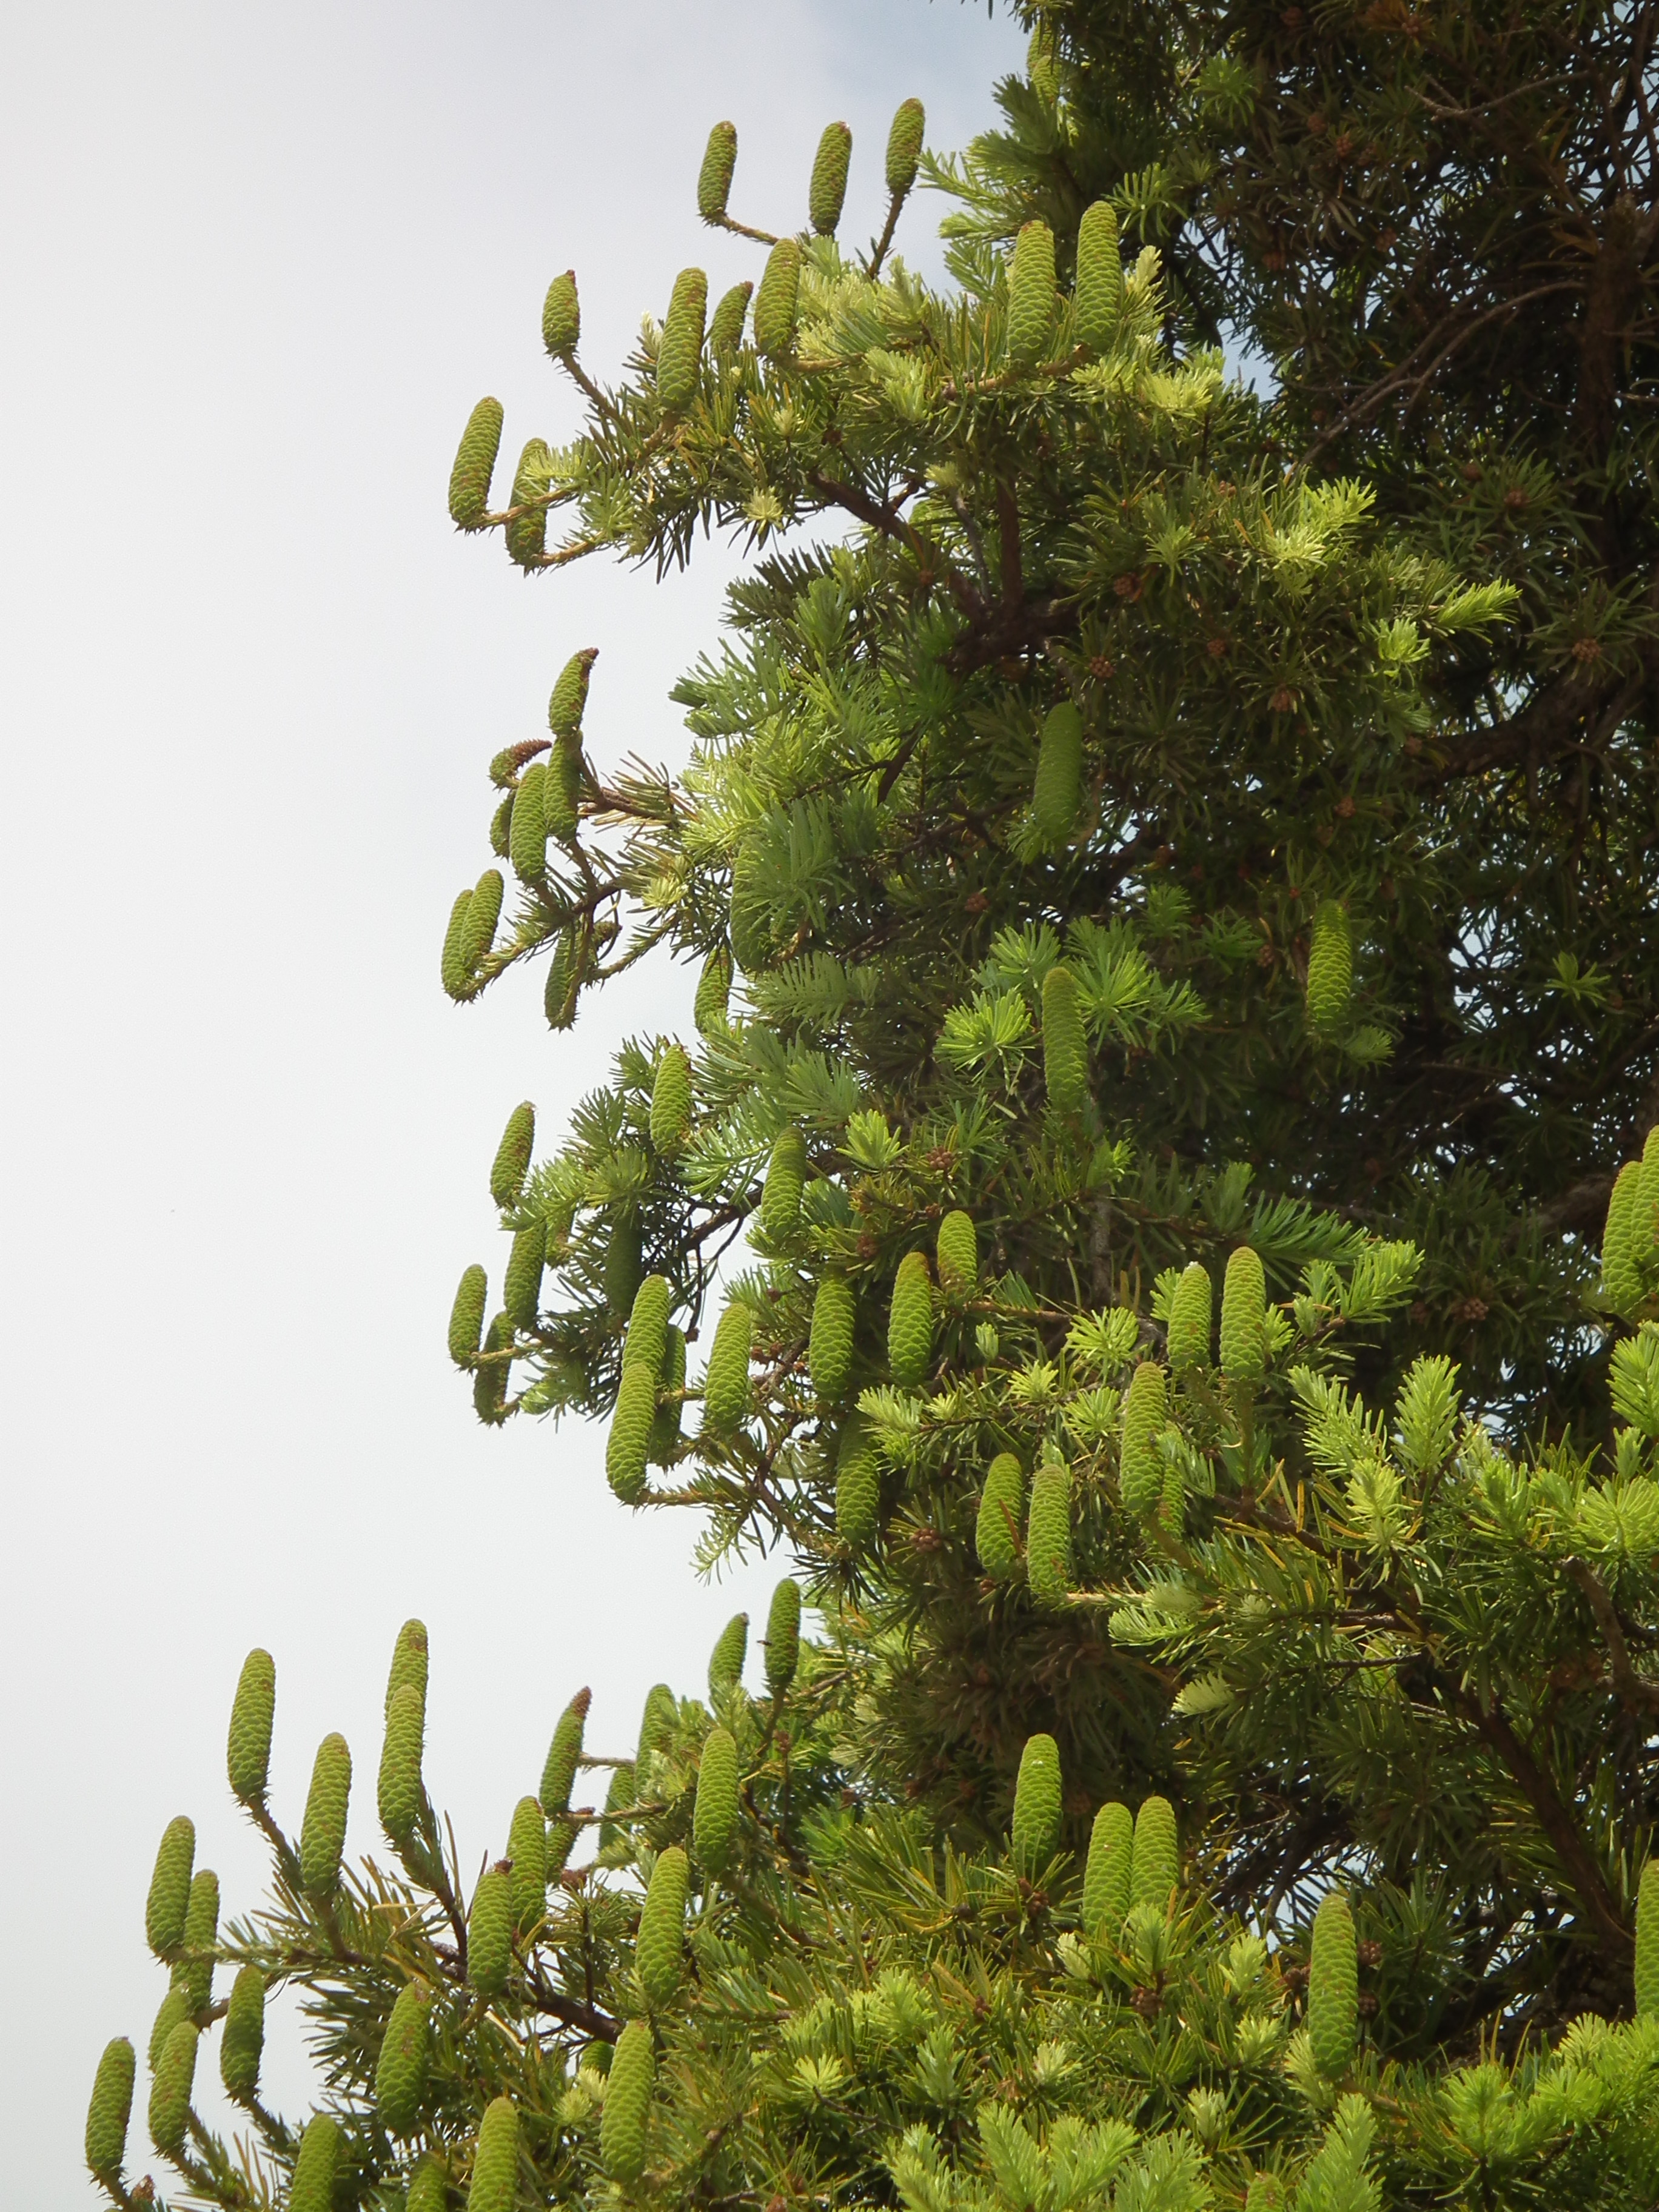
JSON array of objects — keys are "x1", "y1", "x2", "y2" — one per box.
[
  {"x1": 1563, "y1": 1557, "x2": 1659, "y2": 1717},
  {"x1": 805, "y1": 470, "x2": 983, "y2": 618},
  {"x1": 526, "y1": 1961, "x2": 620, "y2": 2043},
  {"x1": 996, "y1": 480, "x2": 1024, "y2": 609}
]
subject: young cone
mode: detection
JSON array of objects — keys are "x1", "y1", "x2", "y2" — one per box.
[
  {"x1": 702, "y1": 1299, "x2": 754, "y2": 1433},
  {"x1": 1308, "y1": 1891, "x2": 1359, "y2": 2076},
  {"x1": 657, "y1": 267, "x2": 708, "y2": 415},
  {"x1": 540, "y1": 1687, "x2": 590, "y2": 1814},
  {"x1": 607, "y1": 1359, "x2": 657, "y2": 1503},
  {"x1": 1011, "y1": 1733, "x2": 1062, "y2": 1876},
  {"x1": 650, "y1": 1044, "x2": 693, "y2": 1155},
  {"x1": 1041, "y1": 964, "x2": 1089, "y2": 1112},
  {"x1": 491, "y1": 1102, "x2": 535, "y2": 1209},
  {"x1": 888, "y1": 1250, "x2": 934, "y2": 1384},
  {"x1": 636, "y1": 1845, "x2": 689, "y2": 2008},
  {"x1": 148, "y1": 2019, "x2": 198, "y2": 2157},
  {"x1": 461, "y1": 868, "x2": 504, "y2": 971},
  {"x1": 760, "y1": 1126, "x2": 807, "y2": 1240},
  {"x1": 753, "y1": 238, "x2": 801, "y2": 359},
  {"x1": 1220, "y1": 1246, "x2": 1267, "y2": 1390},
  {"x1": 885, "y1": 97, "x2": 925, "y2": 198},
  {"x1": 698, "y1": 122, "x2": 738, "y2": 223},
  {"x1": 1025, "y1": 1461, "x2": 1073, "y2": 1608},
  {"x1": 1166, "y1": 1263, "x2": 1213, "y2": 1372},
  {"x1": 1119, "y1": 1361, "x2": 1168, "y2": 1514},
  {"x1": 809, "y1": 121, "x2": 853, "y2": 235},
  {"x1": 440, "y1": 888, "x2": 474, "y2": 999},
  {"x1": 289, "y1": 2115, "x2": 341, "y2": 2212},
  {"x1": 145, "y1": 1815, "x2": 195, "y2": 1961},
  {"x1": 84, "y1": 2037, "x2": 135, "y2": 2182},
  {"x1": 765, "y1": 1578, "x2": 802, "y2": 1697},
  {"x1": 1074, "y1": 201, "x2": 1122, "y2": 352},
  {"x1": 468, "y1": 2097, "x2": 520, "y2": 2212},
  {"x1": 809, "y1": 1274, "x2": 857, "y2": 1400},
  {"x1": 602, "y1": 2020, "x2": 655, "y2": 2184},
  {"x1": 694, "y1": 944, "x2": 732, "y2": 1031},
  {"x1": 298, "y1": 1734, "x2": 351, "y2": 1897},
  {"x1": 375, "y1": 1979, "x2": 431, "y2": 2135},
  {"x1": 449, "y1": 1263, "x2": 488, "y2": 1365},
  {"x1": 1305, "y1": 902, "x2": 1353, "y2": 1037},
  {"x1": 220, "y1": 1966, "x2": 265, "y2": 2104},
  {"x1": 1008, "y1": 220, "x2": 1057, "y2": 367},
  {"x1": 1033, "y1": 702, "x2": 1084, "y2": 845},
  {"x1": 226, "y1": 1647, "x2": 276, "y2": 1803},
  {"x1": 508, "y1": 759, "x2": 547, "y2": 882},
  {"x1": 1082, "y1": 1802, "x2": 1134, "y2": 1938},
  {"x1": 708, "y1": 1613, "x2": 748, "y2": 1695},
  {"x1": 504, "y1": 438, "x2": 551, "y2": 567},
  {"x1": 1130, "y1": 1797, "x2": 1179, "y2": 1913},
  {"x1": 936, "y1": 1209, "x2": 978, "y2": 1298},
  {"x1": 541, "y1": 270, "x2": 580, "y2": 357},
  {"x1": 503, "y1": 1219, "x2": 546, "y2": 1331},
  {"x1": 508, "y1": 1795, "x2": 547, "y2": 1932},
  {"x1": 447, "y1": 397, "x2": 503, "y2": 529},
  {"x1": 976, "y1": 1452, "x2": 1025, "y2": 1578},
  {"x1": 468, "y1": 1866, "x2": 514, "y2": 1996},
  {"x1": 1637, "y1": 1861, "x2": 1659, "y2": 2017},
  {"x1": 378, "y1": 1680, "x2": 426, "y2": 1845},
  {"x1": 694, "y1": 1726, "x2": 740, "y2": 1869}
]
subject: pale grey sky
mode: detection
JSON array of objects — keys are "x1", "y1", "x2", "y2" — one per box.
[{"x1": 0, "y1": 0, "x2": 1024, "y2": 2196}]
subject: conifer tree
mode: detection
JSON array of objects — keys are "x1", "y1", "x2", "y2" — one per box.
[{"x1": 89, "y1": 12, "x2": 1659, "y2": 2211}]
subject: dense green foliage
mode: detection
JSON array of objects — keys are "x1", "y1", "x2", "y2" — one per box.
[{"x1": 90, "y1": 6, "x2": 1659, "y2": 2209}]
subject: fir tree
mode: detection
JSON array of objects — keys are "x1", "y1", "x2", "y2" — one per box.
[{"x1": 88, "y1": 12, "x2": 1659, "y2": 2210}]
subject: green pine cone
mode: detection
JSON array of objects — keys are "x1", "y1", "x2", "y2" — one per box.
[
  {"x1": 1166, "y1": 1262, "x2": 1213, "y2": 1371},
  {"x1": 1011, "y1": 1733, "x2": 1062, "y2": 1877},
  {"x1": 765, "y1": 1578, "x2": 802, "y2": 1698},
  {"x1": 809, "y1": 1275, "x2": 856, "y2": 1401},
  {"x1": 1636, "y1": 1860, "x2": 1659, "y2": 2016},
  {"x1": 1640, "y1": 1124, "x2": 1659, "y2": 1246},
  {"x1": 1130, "y1": 1795, "x2": 1178, "y2": 1914},
  {"x1": 1119, "y1": 1361, "x2": 1168, "y2": 1514},
  {"x1": 489, "y1": 791, "x2": 513, "y2": 859},
  {"x1": 175, "y1": 1868, "x2": 219, "y2": 2015},
  {"x1": 1033, "y1": 702, "x2": 1084, "y2": 845},
  {"x1": 753, "y1": 237, "x2": 802, "y2": 360},
  {"x1": 378, "y1": 1680, "x2": 426, "y2": 1845},
  {"x1": 1603, "y1": 1159, "x2": 1646, "y2": 1311},
  {"x1": 1074, "y1": 201, "x2": 1122, "y2": 353},
  {"x1": 708, "y1": 1613, "x2": 748, "y2": 1696},
  {"x1": 441, "y1": 888, "x2": 475, "y2": 999},
  {"x1": 148, "y1": 1988, "x2": 190, "y2": 2072},
  {"x1": 375, "y1": 1977, "x2": 431, "y2": 2134},
  {"x1": 1220, "y1": 1245, "x2": 1267, "y2": 1389},
  {"x1": 650, "y1": 1046, "x2": 693, "y2": 1155},
  {"x1": 1307, "y1": 1890, "x2": 1359, "y2": 2076},
  {"x1": 148, "y1": 2019, "x2": 198, "y2": 2157},
  {"x1": 146, "y1": 1815, "x2": 195, "y2": 1960},
  {"x1": 545, "y1": 731, "x2": 583, "y2": 841},
  {"x1": 468, "y1": 2096, "x2": 519, "y2": 2212},
  {"x1": 729, "y1": 837, "x2": 776, "y2": 975},
  {"x1": 508, "y1": 1795, "x2": 548, "y2": 1932},
  {"x1": 695, "y1": 944, "x2": 733, "y2": 1031},
  {"x1": 1305, "y1": 901, "x2": 1353, "y2": 1037},
  {"x1": 220, "y1": 1966, "x2": 265, "y2": 2104},
  {"x1": 648, "y1": 1325, "x2": 686, "y2": 1464},
  {"x1": 1245, "y1": 2178, "x2": 1285, "y2": 2212},
  {"x1": 888, "y1": 1250, "x2": 934, "y2": 1384},
  {"x1": 407, "y1": 2154, "x2": 449, "y2": 2212},
  {"x1": 809, "y1": 121, "x2": 853, "y2": 234},
  {"x1": 449, "y1": 1264, "x2": 488, "y2": 1366},
  {"x1": 85, "y1": 2037, "x2": 135, "y2": 2180},
  {"x1": 603, "y1": 1213, "x2": 643, "y2": 1318},
  {"x1": 637, "y1": 1845, "x2": 689, "y2": 2009},
  {"x1": 1025, "y1": 1462, "x2": 1073, "y2": 1609},
  {"x1": 1160, "y1": 1454, "x2": 1186, "y2": 1538},
  {"x1": 760, "y1": 1127, "x2": 808, "y2": 1241},
  {"x1": 448, "y1": 396, "x2": 503, "y2": 529},
  {"x1": 1042, "y1": 963, "x2": 1090, "y2": 1113},
  {"x1": 623, "y1": 1275, "x2": 672, "y2": 1376},
  {"x1": 602, "y1": 2019, "x2": 655, "y2": 2184},
  {"x1": 299, "y1": 1733, "x2": 352, "y2": 1898},
  {"x1": 694, "y1": 1728, "x2": 740, "y2": 1871},
  {"x1": 474, "y1": 1310, "x2": 513, "y2": 1424},
  {"x1": 1082, "y1": 1801, "x2": 1134, "y2": 1938},
  {"x1": 658, "y1": 268, "x2": 708, "y2": 415},
  {"x1": 508, "y1": 759, "x2": 548, "y2": 882},
  {"x1": 503, "y1": 1221, "x2": 546, "y2": 1332},
  {"x1": 491, "y1": 1102, "x2": 535, "y2": 1208},
  {"x1": 289, "y1": 2114, "x2": 341, "y2": 2212},
  {"x1": 976, "y1": 1452, "x2": 1025, "y2": 1579},
  {"x1": 1008, "y1": 220, "x2": 1057, "y2": 368},
  {"x1": 698, "y1": 122, "x2": 738, "y2": 223},
  {"x1": 607, "y1": 1359, "x2": 658, "y2": 1504},
  {"x1": 702, "y1": 1299, "x2": 754, "y2": 1433},
  {"x1": 548, "y1": 646, "x2": 597, "y2": 738},
  {"x1": 468, "y1": 1867, "x2": 514, "y2": 1996},
  {"x1": 639, "y1": 1677, "x2": 677, "y2": 1758},
  {"x1": 504, "y1": 438, "x2": 551, "y2": 567},
  {"x1": 936, "y1": 1209, "x2": 978, "y2": 1299},
  {"x1": 709, "y1": 281, "x2": 752, "y2": 355},
  {"x1": 545, "y1": 928, "x2": 580, "y2": 1029},
  {"x1": 461, "y1": 868, "x2": 504, "y2": 971},
  {"x1": 540, "y1": 1687, "x2": 591, "y2": 1814},
  {"x1": 885, "y1": 97, "x2": 925, "y2": 197},
  {"x1": 835, "y1": 1421, "x2": 881, "y2": 1549},
  {"x1": 542, "y1": 270, "x2": 580, "y2": 357},
  {"x1": 227, "y1": 1646, "x2": 276, "y2": 1803},
  {"x1": 386, "y1": 1617, "x2": 429, "y2": 1715},
  {"x1": 1028, "y1": 22, "x2": 1060, "y2": 103}
]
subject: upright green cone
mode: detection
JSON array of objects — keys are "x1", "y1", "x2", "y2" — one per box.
[
  {"x1": 1082, "y1": 1801, "x2": 1134, "y2": 1937},
  {"x1": 888, "y1": 1250, "x2": 934, "y2": 1384},
  {"x1": 1074, "y1": 201, "x2": 1123, "y2": 352},
  {"x1": 765, "y1": 1578, "x2": 802, "y2": 1697},
  {"x1": 976, "y1": 1452, "x2": 1025, "y2": 1578},
  {"x1": 441, "y1": 888, "x2": 475, "y2": 999},
  {"x1": 387, "y1": 1617, "x2": 429, "y2": 1714},
  {"x1": 936, "y1": 1209, "x2": 977, "y2": 1298},
  {"x1": 491, "y1": 1101, "x2": 535, "y2": 1208},
  {"x1": 636, "y1": 1845, "x2": 689, "y2": 2008},
  {"x1": 149, "y1": 2018, "x2": 198, "y2": 2157},
  {"x1": 1130, "y1": 1796, "x2": 1179, "y2": 1913},
  {"x1": 694, "y1": 1726, "x2": 740, "y2": 1870},
  {"x1": 836, "y1": 1419, "x2": 880, "y2": 1548},
  {"x1": 1221, "y1": 1245, "x2": 1268, "y2": 1390},
  {"x1": 754, "y1": 238, "x2": 802, "y2": 359},
  {"x1": 602, "y1": 2019, "x2": 655, "y2": 2184},
  {"x1": 474, "y1": 1310, "x2": 513, "y2": 1424},
  {"x1": 289, "y1": 2114, "x2": 341, "y2": 2212},
  {"x1": 885, "y1": 98, "x2": 925, "y2": 199},
  {"x1": 709, "y1": 281, "x2": 752, "y2": 355},
  {"x1": 145, "y1": 1815, "x2": 195, "y2": 1960},
  {"x1": 448, "y1": 396, "x2": 503, "y2": 529},
  {"x1": 657, "y1": 267, "x2": 708, "y2": 415},
  {"x1": 299, "y1": 1734, "x2": 351, "y2": 1897},
  {"x1": 503, "y1": 1219, "x2": 546, "y2": 1331},
  {"x1": 461, "y1": 868, "x2": 504, "y2": 971},
  {"x1": 508, "y1": 1795, "x2": 547, "y2": 1932},
  {"x1": 227, "y1": 1647, "x2": 276, "y2": 1803},
  {"x1": 1119, "y1": 1361, "x2": 1168, "y2": 1514},
  {"x1": 702, "y1": 1299, "x2": 754, "y2": 1433},
  {"x1": 541, "y1": 270, "x2": 580, "y2": 357},
  {"x1": 809, "y1": 121, "x2": 853, "y2": 235},
  {"x1": 174, "y1": 1868, "x2": 219, "y2": 2014},
  {"x1": 1602, "y1": 1159, "x2": 1647, "y2": 1312},
  {"x1": 508, "y1": 760, "x2": 547, "y2": 882},
  {"x1": 504, "y1": 438, "x2": 551, "y2": 566},
  {"x1": 85, "y1": 2037, "x2": 136, "y2": 2181},
  {"x1": 809, "y1": 1274, "x2": 856, "y2": 1400},
  {"x1": 1033, "y1": 701, "x2": 1084, "y2": 845},
  {"x1": 1042, "y1": 964, "x2": 1089, "y2": 1112},
  {"x1": 1306, "y1": 901, "x2": 1353, "y2": 1037},
  {"x1": 1011, "y1": 1733, "x2": 1062, "y2": 1876},
  {"x1": 540, "y1": 1687, "x2": 590, "y2": 1814},
  {"x1": 1025, "y1": 1460, "x2": 1073, "y2": 1608},
  {"x1": 650, "y1": 1045, "x2": 693, "y2": 1154},
  {"x1": 623, "y1": 1275, "x2": 672, "y2": 1376},
  {"x1": 1307, "y1": 1890, "x2": 1359, "y2": 2076},
  {"x1": 376, "y1": 1977, "x2": 431, "y2": 2134},
  {"x1": 760, "y1": 1126, "x2": 807, "y2": 1239},
  {"x1": 698, "y1": 122, "x2": 738, "y2": 223},
  {"x1": 695, "y1": 944, "x2": 732, "y2": 1031},
  {"x1": 379, "y1": 1680, "x2": 426, "y2": 1845},
  {"x1": 607, "y1": 1359, "x2": 657, "y2": 1504},
  {"x1": 1008, "y1": 220, "x2": 1057, "y2": 368},
  {"x1": 1166, "y1": 1262, "x2": 1213, "y2": 1371},
  {"x1": 220, "y1": 1966, "x2": 265, "y2": 2103},
  {"x1": 449, "y1": 1263, "x2": 488, "y2": 1366},
  {"x1": 469, "y1": 2096, "x2": 519, "y2": 2212},
  {"x1": 548, "y1": 647, "x2": 597, "y2": 739},
  {"x1": 1636, "y1": 1860, "x2": 1659, "y2": 2017},
  {"x1": 708, "y1": 1612, "x2": 748, "y2": 1695},
  {"x1": 603, "y1": 1212, "x2": 644, "y2": 1318},
  {"x1": 468, "y1": 1866, "x2": 514, "y2": 1996}
]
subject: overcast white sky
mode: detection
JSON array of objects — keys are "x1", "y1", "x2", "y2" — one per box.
[{"x1": 0, "y1": 0, "x2": 1025, "y2": 2197}]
